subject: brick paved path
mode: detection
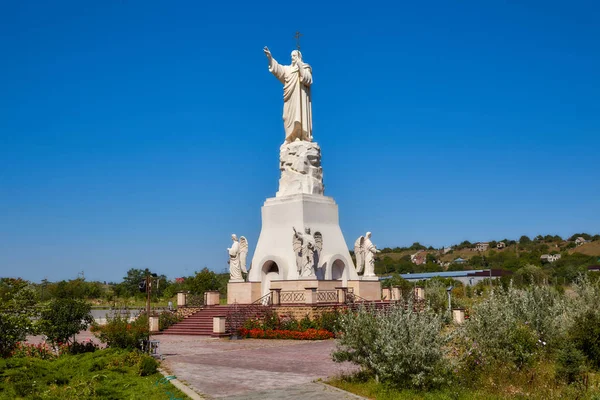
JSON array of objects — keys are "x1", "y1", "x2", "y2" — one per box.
[{"x1": 156, "y1": 335, "x2": 362, "y2": 399}]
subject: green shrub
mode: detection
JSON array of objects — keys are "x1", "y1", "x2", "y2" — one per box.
[
  {"x1": 556, "y1": 341, "x2": 589, "y2": 384},
  {"x1": 0, "y1": 279, "x2": 38, "y2": 357},
  {"x1": 570, "y1": 309, "x2": 600, "y2": 369},
  {"x1": 0, "y1": 349, "x2": 184, "y2": 399},
  {"x1": 92, "y1": 312, "x2": 148, "y2": 349},
  {"x1": 314, "y1": 310, "x2": 341, "y2": 333},
  {"x1": 299, "y1": 314, "x2": 316, "y2": 330},
  {"x1": 66, "y1": 340, "x2": 99, "y2": 355},
  {"x1": 278, "y1": 315, "x2": 300, "y2": 331},
  {"x1": 37, "y1": 298, "x2": 94, "y2": 345},
  {"x1": 262, "y1": 309, "x2": 280, "y2": 330},
  {"x1": 333, "y1": 302, "x2": 449, "y2": 388},
  {"x1": 138, "y1": 355, "x2": 158, "y2": 376},
  {"x1": 459, "y1": 283, "x2": 568, "y2": 370},
  {"x1": 158, "y1": 311, "x2": 183, "y2": 331}
]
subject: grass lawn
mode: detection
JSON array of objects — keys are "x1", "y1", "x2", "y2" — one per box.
[
  {"x1": 327, "y1": 365, "x2": 600, "y2": 400},
  {"x1": 0, "y1": 348, "x2": 189, "y2": 399}
]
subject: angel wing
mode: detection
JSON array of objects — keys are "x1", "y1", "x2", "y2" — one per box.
[
  {"x1": 314, "y1": 232, "x2": 323, "y2": 254},
  {"x1": 354, "y1": 236, "x2": 365, "y2": 273},
  {"x1": 239, "y1": 236, "x2": 249, "y2": 273},
  {"x1": 292, "y1": 229, "x2": 303, "y2": 273}
]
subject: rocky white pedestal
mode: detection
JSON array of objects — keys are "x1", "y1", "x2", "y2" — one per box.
[
  {"x1": 277, "y1": 141, "x2": 323, "y2": 197},
  {"x1": 248, "y1": 194, "x2": 358, "y2": 293}
]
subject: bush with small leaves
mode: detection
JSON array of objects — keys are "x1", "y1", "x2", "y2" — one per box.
[
  {"x1": 333, "y1": 302, "x2": 449, "y2": 388},
  {"x1": 556, "y1": 341, "x2": 589, "y2": 384},
  {"x1": 92, "y1": 312, "x2": 148, "y2": 349},
  {"x1": 158, "y1": 311, "x2": 182, "y2": 331}
]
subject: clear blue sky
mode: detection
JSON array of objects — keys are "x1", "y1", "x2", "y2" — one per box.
[{"x1": 1, "y1": 1, "x2": 598, "y2": 283}]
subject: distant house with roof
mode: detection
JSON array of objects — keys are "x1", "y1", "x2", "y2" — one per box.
[
  {"x1": 541, "y1": 254, "x2": 561, "y2": 263},
  {"x1": 575, "y1": 237, "x2": 587, "y2": 246},
  {"x1": 497, "y1": 241, "x2": 506, "y2": 249},
  {"x1": 453, "y1": 257, "x2": 467, "y2": 264},
  {"x1": 442, "y1": 247, "x2": 453, "y2": 254},
  {"x1": 410, "y1": 251, "x2": 427, "y2": 265},
  {"x1": 475, "y1": 242, "x2": 490, "y2": 252}
]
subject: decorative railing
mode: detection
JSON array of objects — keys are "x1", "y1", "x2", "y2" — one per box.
[
  {"x1": 280, "y1": 290, "x2": 306, "y2": 304},
  {"x1": 225, "y1": 292, "x2": 273, "y2": 335},
  {"x1": 346, "y1": 291, "x2": 369, "y2": 304},
  {"x1": 316, "y1": 290, "x2": 338, "y2": 303}
]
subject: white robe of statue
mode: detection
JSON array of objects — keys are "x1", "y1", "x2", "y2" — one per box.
[
  {"x1": 265, "y1": 47, "x2": 313, "y2": 143},
  {"x1": 363, "y1": 232, "x2": 379, "y2": 277},
  {"x1": 228, "y1": 236, "x2": 243, "y2": 281}
]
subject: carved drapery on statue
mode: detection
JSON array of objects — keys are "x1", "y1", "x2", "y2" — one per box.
[
  {"x1": 355, "y1": 232, "x2": 379, "y2": 277},
  {"x1": 293, "y1": 227, "x2": 322, "y2": 277},
  {"x1": 228, "y1": 234, "x2": 248, "y2": 281},
  {"x1": 354, "y1": 236, "x2": 365, "y2": 274},
  {"x1": 265, "y1": 48, "x2": 313, "y2": 144}
]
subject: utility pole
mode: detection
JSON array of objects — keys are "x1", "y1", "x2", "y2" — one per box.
[{"x1": 145, "y1": 269, "x2": 151, "y2": 321}]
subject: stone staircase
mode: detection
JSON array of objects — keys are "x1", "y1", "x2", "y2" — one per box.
[{"x1": 160, "y1": 305, "x2": 232, "y2": 336}]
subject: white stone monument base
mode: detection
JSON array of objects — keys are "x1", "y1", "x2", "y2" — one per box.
[
  {"x1": 227, "y1": 279, "x2": 381, "y2": 304},
  {"x1": 361, "y1": 275, "x2": 379, "y2": 281},
  {"x1": 347, "y1": 280, "x2": 382, "y2": 301},
  {"x1": 248, "y1": 194, "x2": 359, "y2": 284},
  {"x1": 227, "y1": 281, "x2": 262, "y2": 304}
]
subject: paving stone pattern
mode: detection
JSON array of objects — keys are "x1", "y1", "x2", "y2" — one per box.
[{"x1": 156, "y1": 335, "x2": 362, "y2": 399}]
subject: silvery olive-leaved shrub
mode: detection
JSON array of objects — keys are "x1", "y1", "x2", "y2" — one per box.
[{"x1": 333, "y1": 302, "x2": 449, "y2": 388}]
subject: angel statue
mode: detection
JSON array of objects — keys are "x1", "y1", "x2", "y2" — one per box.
[
  {"x1": 292, "y1": 227, "x2": 323, "y2": 277},
  {"x1": 354, "y1": 232, "x2": 380, "y2": 277},
  {"x1": 228, "y1": 234, "x2": 248, "y2": 281}
]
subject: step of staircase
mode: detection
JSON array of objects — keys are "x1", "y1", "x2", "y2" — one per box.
[{"x1": 161, "y1": 305, "x2": 234, "y2": 336}]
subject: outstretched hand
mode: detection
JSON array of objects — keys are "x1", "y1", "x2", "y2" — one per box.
[{"x1": 263, "y1": 46, "x2": 272, "y2": 59}]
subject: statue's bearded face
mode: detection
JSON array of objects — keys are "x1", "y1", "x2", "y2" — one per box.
[{"x1": 291, "y1": 51, "x2": 301, "y2": 65}]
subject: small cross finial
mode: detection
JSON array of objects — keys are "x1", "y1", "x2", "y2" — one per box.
[{"x1": 294, "y1": 31, "x2": 303, "y2": 51}]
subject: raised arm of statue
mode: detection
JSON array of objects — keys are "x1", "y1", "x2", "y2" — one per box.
[
  {"x1": 263, "y1": 46, "x2": 272, "y2": 60},
  {"x1": 265, "y1": 46, "x2": 285, "y2": 84}
]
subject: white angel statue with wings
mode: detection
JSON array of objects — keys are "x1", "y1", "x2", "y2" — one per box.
[
  {"x1": 228, "y1": 234, "x2": 248, "y2": 281},
  {"x1": 354, "y1": 232, "x2": 380, "y2": 277},
  {"x1": 293, "y1": 227, "x2": 322, "y2": 277}
]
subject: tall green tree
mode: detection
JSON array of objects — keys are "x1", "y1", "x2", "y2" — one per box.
[
  {"x1": 185, "y1": 268, "x2": 222, "y2": 295},
  {"x1": 37, "y1": 298, "x2": 93, "y2": 345},
  {"x1": 0, "y1": 278, "x2": 38, "y2": 357},
  {"x1": 114, "y1": 268, "x2": 147, "y2": 298}
]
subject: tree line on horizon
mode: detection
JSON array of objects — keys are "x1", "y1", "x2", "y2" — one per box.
[
  {"x1": 3, "y1": 232, "x2": 598, "y2": 304},
  {"x1": 374, "y1": 232, "x2": 600, "y2": 283}
]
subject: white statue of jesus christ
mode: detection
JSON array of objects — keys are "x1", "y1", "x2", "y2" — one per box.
[{"x1": 264, "y1": 46, "x2": 313, "y2": 144}]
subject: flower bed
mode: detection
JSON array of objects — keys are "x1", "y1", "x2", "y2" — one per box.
[{"x1": 239, "y1": 328, "x2": 334, "y2": 340}]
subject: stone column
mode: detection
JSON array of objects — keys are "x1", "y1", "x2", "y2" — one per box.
[
  {"x1": 271, "y1": 289, "x2": 281, "y2": 306},
  {"x1": 205, "y1": 291, "x2": 220, "y2": 306},
  {"x1": 305, "y1": 287, "x2": 317, "y2": 305},
  {"x1": 381, "y1": 287, "x2": 390, "y2": 301},
  {"x1": 149, "y1": 316, "x2": 160, "y2": 333},
  {"x1": 391, "y1": 286, "x2": 402, "y2": 301},
  {"x1": 335, "y1": 287, "x2": 347, "y2": 304},
  {"x1": 176, "y1": 291, "x2": 187, "y2": 308},
  {"x1": 414, "y1": 286, "x2": 425, "y2": 301},
  {"x1": 212, "y1": 316, "x2": 227, "y2": 336},
  {"x1": 452, "y1": 308, "x2": 465, "y2": 324}
]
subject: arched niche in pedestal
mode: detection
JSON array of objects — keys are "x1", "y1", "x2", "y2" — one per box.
[{"x1": 261, "y1": 260, "x2": 280, "y2": 297}]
